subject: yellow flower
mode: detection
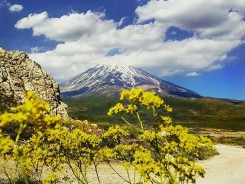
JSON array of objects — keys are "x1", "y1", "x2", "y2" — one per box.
[
  {"x1": 103, "y1": 125, "x2": 129, "y2": 141},
  {"x1": 164, "y1": 104, "x2": 173, "y2": 112},
  {"x1": 125, "y1": 104, "x2": 138, "y2": 114},
  {"x1": 43, "y1": 172, "x2": 59, "y2": 184},
  {"x1": 0, "y1": 133, "x2": 15, "y2": 157},
  {"x1": 107, "y1": 103, "x2": 125, "y2": 115},
  {"x1": 139, "y1": 91, "x2": 164, "y2": 109},
  {"x1": 98, "y1": 147, "x2": 115, "y2": 161},
  {"x1": 161, "y1": 116, "x2": 172, "y2": 124}
]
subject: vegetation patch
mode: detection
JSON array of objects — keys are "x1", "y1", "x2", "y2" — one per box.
[
  {"x1": 0, "y1": 89, "x2": 215, "y2": 183},
  {"x1": 213, "y1": 136, "x2": 245, "y2": 148}
]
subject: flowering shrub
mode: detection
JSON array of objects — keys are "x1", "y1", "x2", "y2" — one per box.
[
  {"x1": 107, "y1": 88, "x2": 214, "y2": 183},
  {"x1": 0, "y1": 92, "x2": 61, "y2": 183},
  {"x1": 0, "y1": 89, "x2": 214, "y2": 184}
]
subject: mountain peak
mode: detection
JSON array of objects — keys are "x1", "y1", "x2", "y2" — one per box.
[
  {"x1": 94, "y1": 64, "x2": 138, "y2": 76},
  {"x1": 60, "y1": 64, "x2": 201, "y2": 98}
]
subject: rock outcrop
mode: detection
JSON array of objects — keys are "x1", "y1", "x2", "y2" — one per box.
[{"x1": 0, "y1": 47, "x2": 68, "y2": 117}]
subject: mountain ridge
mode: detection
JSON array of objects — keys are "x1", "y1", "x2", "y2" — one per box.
[{"x1": 60, "y1": 64, "x2": 201, "y2": 98}]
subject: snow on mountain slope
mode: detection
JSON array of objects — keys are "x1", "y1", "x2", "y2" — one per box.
[{"x1": 60, "y1": 64, "x2": 201, "y2": 98}]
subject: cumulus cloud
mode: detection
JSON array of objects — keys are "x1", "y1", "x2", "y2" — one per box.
[
  {"x1": 9, "y1": 4, "x2": 23, "y2": 12},
  {"x1": 136, "y1": 0, "x2": 226, "y2": 28},
  {"x1": 15, "y1": 0, "x2": 245, "y2": 81},
  {"x1": 136, "y1": 0, "x2": 245, "y2": 41},
  {"x1": 15, "y1": 12, "x2": 48, "y2": 29},
  {"x1": 29, "y1": 11, "x2": 115, "y2": 42}
]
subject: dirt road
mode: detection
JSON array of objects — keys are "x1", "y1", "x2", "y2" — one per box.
[{"x1": 197, "y1": 144, "x2": 245, "y2": 184}]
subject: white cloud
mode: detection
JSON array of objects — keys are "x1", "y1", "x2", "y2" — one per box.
[
  {"x1": 15, "y1": 0, "x2": 245, "y2": 81},
  {"x1": 15, "y1": 12, "x2": 48, "y2": 29},
  {"x1": 186, "y1": 72, "x2": 199, "y2": 77},
  {"x1": 9, "y1": 4, "x2": 23, "y2": 12},
  {"x1": 136, "y1": 0, "x2": 245, "y2": 40},
  {"x1": 136, "y1": 0, "x2": 226, "y2": 28},
  {"x1": 118, "y1": 17, "x2": 126, "y2": 27},
  {"x1": 31, "y1": 47, "x2": 42, "y2": 53},
  {"x1": 29, "y1": 11, "x2": 116, "y2": 42}
]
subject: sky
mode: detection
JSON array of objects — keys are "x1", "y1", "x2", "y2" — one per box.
[{"x1": 0, "y1": 0, "x2": 245, "y2": 100}]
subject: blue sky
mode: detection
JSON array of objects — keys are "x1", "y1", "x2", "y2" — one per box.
[{"x1": 0, "y1": 0, "x2": 245, "y2": 100}]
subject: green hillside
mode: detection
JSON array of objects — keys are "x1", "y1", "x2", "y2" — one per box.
[{"x1": 62, "y1": 94, "x2": 245, "y2": 131}]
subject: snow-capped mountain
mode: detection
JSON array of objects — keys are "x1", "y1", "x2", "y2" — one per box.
[{"x1": 60, "y1": 64, "x2": 201, "y2": 98}]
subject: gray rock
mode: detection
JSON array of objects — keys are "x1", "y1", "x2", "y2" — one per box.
[{"x1": 0, "y1": 47, "x2": 68, "y2": 117}]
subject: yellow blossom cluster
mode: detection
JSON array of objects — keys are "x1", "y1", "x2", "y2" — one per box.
[
  {"x1": 0, "y1": 91, "x2": 60, "y2": 140},
  {"x1": 118, "y1": 88, "x2": 165, "y2": 110},
  {"x1": 0, "y1": 92, "x2": 62, "y2": 183},
  {"x1": 119, "y1": 88, "x2": 165, "y2": 111},
  {"x1": 43, "y1": 172, "x2": 60, "y2": 184},
  {"x1": 102, "y1": 125, "x2": 129, "y2": 144},
  {"x1": 106, "y1": 88, "x2": 215, "y2": 183},
  {"x1": 0, "y1": 131, "x2": 14, "y2": 158},
  {"x1": 108, "y1": 88, "x2": 174, "y2": 130},
  {"x1": 120, "y1": 88, "x2": 143, "y2": 101}
]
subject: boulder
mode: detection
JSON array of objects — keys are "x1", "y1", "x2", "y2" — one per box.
[{"x1": 0, "y1": 47, "x2": 68, "y2": 117}]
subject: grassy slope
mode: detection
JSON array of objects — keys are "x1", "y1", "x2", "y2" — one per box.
[{"x1": 62, "y1": 94, "x2": 245, "y2": 131}]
